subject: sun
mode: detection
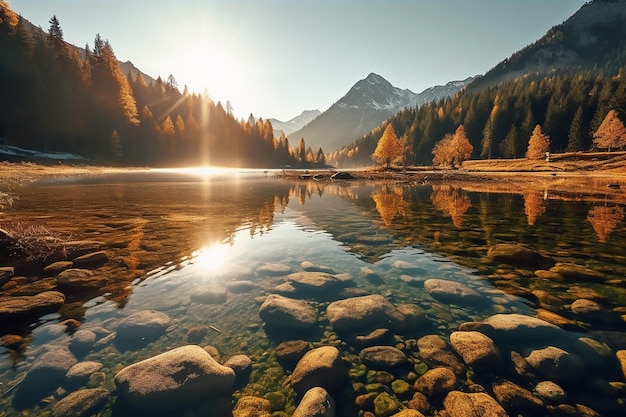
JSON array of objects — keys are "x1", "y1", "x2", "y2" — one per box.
[{"x1": 171, "y1": 34, "x2": 254, "y2": 119}]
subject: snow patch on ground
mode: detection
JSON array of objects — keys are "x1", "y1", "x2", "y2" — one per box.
[{"x1": 0, "y1": 144, "x2": 88, "y2": 161}]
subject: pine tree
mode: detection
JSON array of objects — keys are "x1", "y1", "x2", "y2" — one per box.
[
  {"x1": 566, "y1": 106, "x2": 585, "y2": 152},
  {"x1": 593, "y1": 110, "x2": 626, "y2": 151},
  {"x1": 372, "y1": 124, "x2": 403, "y2": 168},
  {"x1": 526, "y1": 124, "x2": 550, "y2": 159}
]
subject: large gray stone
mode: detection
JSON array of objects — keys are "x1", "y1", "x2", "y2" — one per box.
[
  {"x1": 259, "y1": 294, "x2": 318, "y2": 328},
  {"x1": 325, "y1": 294, "x2": 406, "y2": 333},
  {"x1": 114, "y1": 345, "x2": 235, "y2": 411},
  {"x1": 291, "y1": 346, "x2": 346, "y2": 395}
]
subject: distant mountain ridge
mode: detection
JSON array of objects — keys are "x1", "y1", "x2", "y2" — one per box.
[
  {"x1": 468, "y1": 0, "x2": 626, "y2": 91},
  {"x1": 268, "y1": 109, "x2": 321, "y2": 137},
  {"x1": 288, "y1": 73, "x2": 474, "y2": 152}
]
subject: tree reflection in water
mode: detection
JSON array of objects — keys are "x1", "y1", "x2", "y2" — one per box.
[
  {"x1": 371, "y1": 185, "x2": 409, "y2": 226},
  {"x1": 430, "y1": 185, "x2": 471, "y2": 228},
  {"x1": 523, "y1": 192, "x2": 546, "y2": 226},
  {"x1": 587, "y1": 205, "x2": 625, "y2": 242}
]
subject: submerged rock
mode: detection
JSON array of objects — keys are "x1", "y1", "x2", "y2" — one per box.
[
  {"x1": 190, "y1": 287, "x2": 228, "y2": 304},
  {"x1": 0, "y1": 291, "x2": 65, "y2": 318},
  {"x1": 487, "y1": 243, "x2": 550, "y2": 269},
  {"x1": 449, "y1": 331, "x2": 502, "y2": 373},
  {"x1": 417, "y1": 335, "x2": 464, "y2": 374},
  {"x1": 0, "y1": 266, "x2": 14, "y2": 287},
  {"x1": 292, "y1": 387, "x2": 335, "y2": 417},
  {"x1": 326, "y1": 294, "x2": 406, "y2": 333},
  {"x1": 226, "y1": 280, "x2": 256, "y2": 293},
  {"x1": 492, "y1": 379, "x2": 544, "y2": 413},
  {"x1": 51, "y1": 388, "x2": 109, "y2": 417},
  {"x1": 114, "y1": 345, "x2": 235, "y2": 411},
  {"x1": 275, "y1": 340, "x2": 311, "y2": 365},
  {"x1": 413, "y1": 367, "x2": 458, "y2": 397},
  {"x1": 524, "y1": 346, "x2": 585, "y2": 385},
  {"x1": 69, "y1": 330, "x2": 97, "y2": 357},
  {"x1": 286, "y1": 271, "x2": 346, "y2": 296},
  {"x1": 291, "y1": 346, "x2": 346, "y2": 395},
  {"x1": 482, "y1": 313, "x2": 564, "y2": 346},
  {"x1": 56, "y1": 269, "x2": 102, "y2": 289},
  {"x1": 360, "y1": 346, "x2": 407, "y2": 369},
  {"x1": 549, "y1": 263, "x2": 606, "y2": 282},
  {"x1": 65, "y1": 361, "x2": 104, "y2": 386},
  {"x1": 42, "y1": 261, "x2": 73, "y2": 276},
  {"x1": 259, "y1": 294, "x2": 318, "y2": 329},
  {"x1": 72, "y1": 250, "x2": 108, "y2": 267},
  {"x1": 223, "y1": 354, "x2": 252, "y2": 387},
  {"x1": 424, "y1": 279, "x2": 484, "y2": 305},
  {"x1": 535, "y1": 381, "x2": 567, "y2": 404},
  {"x1": 115, "y1": 310, "x2": 171, "y2": 346},
  {"x1": 232, "y1": 396, "x2": 271, "y2": 417},
  {"x1": 443, "y1": 390, "x2": 508, "y2": 417},
  {"x1": 14, "y1": 348, "x2": 78, "y2": 408}
]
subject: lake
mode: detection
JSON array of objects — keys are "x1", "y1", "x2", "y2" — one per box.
[{"x1": 1, "y1": 169, "x2": 625, "y2": 417}]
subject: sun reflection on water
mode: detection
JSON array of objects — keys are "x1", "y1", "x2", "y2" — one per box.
[{"x1": 191, "y1": 243, "x2": 230, "y2": 273}]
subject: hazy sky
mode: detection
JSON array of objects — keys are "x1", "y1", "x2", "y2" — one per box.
[{"x1": 9, "y1": 0, "x2": 587, "y2": 121}]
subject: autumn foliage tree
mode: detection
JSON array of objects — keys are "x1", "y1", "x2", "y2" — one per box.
[
  {"x1": 432, "y1": 125, "x2": 473, "y2": 168},
  {"x1": 526, "y1": 124, "x2": 550, "y2": 159},
  {"x1": 592, "y1": 110, "x2": 626, "y2": 151},
  {"x1": 372, "y1": 124, "x2": 403, "y2": 168}
]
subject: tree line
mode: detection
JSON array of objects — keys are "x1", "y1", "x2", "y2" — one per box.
[
  {"x1": 329, "y1": 65, "x2": 626, "y2": 167},
  {"x1": 0, "y1": 4, "x2": 325, "y2": 167}
]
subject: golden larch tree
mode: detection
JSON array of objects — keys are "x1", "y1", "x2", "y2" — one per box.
[
  {"x1": 593, "y1": 110, "x2": 626, "y2": 151},
  {"x1": 372, "y1": 124, "x2": 403, "y2": 169},
  {"x1": 432, "y1": 124, "x2": 473, "y2": 168},
  {"x1": 526, "y1": 124, "x2": 550, "y2": 159}
]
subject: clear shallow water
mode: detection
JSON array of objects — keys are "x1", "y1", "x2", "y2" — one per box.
[{"x1": 1, "y1": 170, "x2": 625, "y2": 416}]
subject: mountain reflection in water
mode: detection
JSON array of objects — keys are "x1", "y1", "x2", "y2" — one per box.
[{"x1": 0, "y1": 171, "x2": 625, "y2": 416}]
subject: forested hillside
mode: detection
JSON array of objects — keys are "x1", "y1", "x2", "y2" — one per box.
[
  {"x1": 329, "y1": 68, "x2": 626, "y2": 167},
  {"x1": 0, "y1": 3, "x2": 323, "y2": 167},
  {"x1": 329, "y1": 0, "x2": 626, "y2": 167}
]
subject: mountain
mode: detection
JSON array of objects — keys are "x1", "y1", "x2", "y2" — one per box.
[
  {"x1": 328, "y1": 0, "x2": 626, "y2": 168},
  {"x1": 268, "y1": 109, "x2": 321, "y2": 137},
  {"x1": 468, "y1": 0, "x2": 626, "y2": 92},
  {"x1": 288, "y1": 73, "x2": 474, "y2": 152}
]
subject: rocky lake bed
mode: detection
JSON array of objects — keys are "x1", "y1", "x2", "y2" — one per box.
[{"x1": 1, "y1": 164, "x2": 626, "y2": 416}]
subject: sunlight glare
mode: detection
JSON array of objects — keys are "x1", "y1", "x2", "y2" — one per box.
[{"x1": 192, "y1": 243, "x2": 229, "y2": 273}]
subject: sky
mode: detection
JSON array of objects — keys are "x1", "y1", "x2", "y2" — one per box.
[{"x1": 8, "y1": 0, "x2": 587, "y2": 121}]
